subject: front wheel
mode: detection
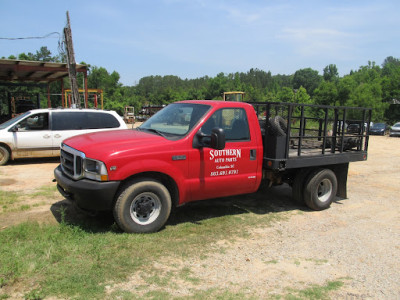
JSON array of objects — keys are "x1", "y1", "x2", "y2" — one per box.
[
  {"x1": 113, "y1": 179, "x2": 172, "y2": 233},
  {"x1": 0, "y1": 146, "x2": 10, "y2": 166},
  {"x1": 303, "y1": 168, "x2": 337, "y2": 211}
]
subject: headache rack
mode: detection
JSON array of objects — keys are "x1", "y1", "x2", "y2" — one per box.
[{"x1": 251, "y1": 102, "x2": 372, "y2": 170}]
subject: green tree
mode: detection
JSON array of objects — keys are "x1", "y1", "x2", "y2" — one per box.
[
  {"x1": 206, "y1": 72, "x2": 227, "y2": 99},
  {"x1": 382, "y1": 56, "x2": 400, "y2": 69},
  {"x1": 18, "y1": 52, "x2": 35, "y2": 61},
  {"x1": 34, "y1": 46, "x2": 53, "y2": 61},
  {"x1": 313, "y1": 81, "x2": 338, "y2": 106},
  {"x1": 381, "y1": 56, "x2": 400, "y2": 103},
  {"x1": 323, "y1": 64, "x2": 339, "y2": 82},
  {"x1": 294, "y1": 86, "x2": 311, "y2": 104},
  {"x1": 337, "y1": 76, "x2": 356, "y2": 106},
  {"x1": 348, "y1": 81, "x2": 387, "y2": 122},
  {"x1": 293, "y1": 68, "x2": 322, "y2": 96},
  {"x1": 277, "y1": 87, "x2": 294, "y2": 102}
]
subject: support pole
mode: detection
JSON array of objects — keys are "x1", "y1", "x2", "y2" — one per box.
[
  {"x1": 84, "y1": 71, "x2": 88, "y2": 108},
  {"x1": 64, "y1": 11, "x2": 80, "y2": 108},
  {"x1": 47, "y1": 84, "x2": 51, "y2": 108},
  {"x1": 61, "y1": 79, "x2": 65, "y2": 108}
]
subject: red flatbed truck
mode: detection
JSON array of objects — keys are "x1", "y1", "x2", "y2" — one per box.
[{"x1": 54, "y1": 100, "x2": 371, "y2": 233}]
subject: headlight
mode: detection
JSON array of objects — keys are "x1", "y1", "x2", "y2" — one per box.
[{"x1": 83, "y1": 158, "x2": 109, "y2": 181}]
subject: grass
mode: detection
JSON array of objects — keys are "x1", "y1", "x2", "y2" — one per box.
[
  {"x1": 0, "y1": 190, "x2": 20, "y2": 212},
  {"x1": 0, "y1": 188, "x2": 345, "y2": 299},
  {"x1": 0, "y1": 192, "x2": 291, "y2": 300},
  {"x1": 284, "y1": 281, "x2": 344, "y2": 300},
  {"x1": 31, "y1": 185, "x2": 58, "y2": 198},
  {"x1": 0, "y1": 185, "x2": 57, "y2": 213}
]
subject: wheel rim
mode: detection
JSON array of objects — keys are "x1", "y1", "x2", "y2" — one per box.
[
  {"x1": 130, "y1": 192, "x2": 161, "y2": 225},
  {"x1": 317, "y1": 179, "x2": 333, "y2": 203}
]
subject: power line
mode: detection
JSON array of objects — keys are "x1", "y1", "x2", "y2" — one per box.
[{"x1": 0, "y1": 32, "x2": 60, "y2": 40}]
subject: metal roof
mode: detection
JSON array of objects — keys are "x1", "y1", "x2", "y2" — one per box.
[{"x1": 0, "y1": 59, "x2": 87, "y2": 84}]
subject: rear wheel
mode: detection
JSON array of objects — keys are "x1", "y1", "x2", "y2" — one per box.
[
  {"x1": 0, "y1": 146, "x2": 10, "y2": 166},
  {"x1": 113, "y1": 179, "x2": 172, "y2": 233},
  {"x1": 303, "y1": 168, "x2": 337, "y2": 211}
]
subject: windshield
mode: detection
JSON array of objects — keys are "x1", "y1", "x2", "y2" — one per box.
[
  {"x1": 0, "y1": 111, "x2": 31, "y2": 129},
  {"x1": 139, "y1": 103, "x2": 210, "y2": 137},
  {"x1": 372, "y1": 123, "x2": 385, "y2": 129}
]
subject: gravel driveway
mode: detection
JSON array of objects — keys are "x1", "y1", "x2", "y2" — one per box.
[
  {"x1": 0, "y1": 136, "x2": 399, "y2": 299},
  {"x1": 184, "y1": 135, "x2": 400, "y2": 299}
]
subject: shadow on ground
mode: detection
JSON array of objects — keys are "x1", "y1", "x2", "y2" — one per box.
[
  {"x1": 7, "y1": 157, "x2": 59, "y2": 165},
  {"x1": 50, "y1": 184, "x2": 314, "y2": 233}
]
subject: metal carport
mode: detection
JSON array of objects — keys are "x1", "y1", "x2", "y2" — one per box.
[{"x1": 0, "y1": 59, "x2": 88, "y2": 109}]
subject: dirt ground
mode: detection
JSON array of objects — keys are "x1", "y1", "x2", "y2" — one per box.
[{"x1": 0, "y1": 136, "x2": 399, "y2": 298}]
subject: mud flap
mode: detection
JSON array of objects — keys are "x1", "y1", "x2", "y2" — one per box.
[{"x1": 331, "y1": 163, "x2": 349, "y2": 199}]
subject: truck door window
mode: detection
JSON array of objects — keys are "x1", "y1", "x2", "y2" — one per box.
[
  {"x1": 202, "y1": 108, "x2": 250, "y2": 141},
  {"x1": 16, "y1": 113, "x2": 49, "y2": 131}
]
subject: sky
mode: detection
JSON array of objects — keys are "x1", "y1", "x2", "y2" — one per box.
[{"x1": 1, "y1": 0, "x2": 399, "y2": 86}]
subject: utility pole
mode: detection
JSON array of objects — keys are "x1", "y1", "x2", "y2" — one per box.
[{"x1": 64, "y1": 11, "x2": 80, "y2": 108}]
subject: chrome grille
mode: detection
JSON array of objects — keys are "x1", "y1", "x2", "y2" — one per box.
[{"x1": 60, "y1": 144, "x2": 85, "y2": 179}]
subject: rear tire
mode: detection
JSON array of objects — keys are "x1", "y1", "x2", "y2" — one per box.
[
  {"x1": 303, "y1": 168, "x2": 337, "y2": 211},
  {"x1": 0, "y1": 146, "x2": 10, "y2": 166},
  {"x1": 113, "y1": 179, "x2": 172, "y2": 233}
]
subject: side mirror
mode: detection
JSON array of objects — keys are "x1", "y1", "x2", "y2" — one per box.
[
  {"x1": 210, "y1": 128, "x2": 225, "y2": 150},
  {"x1": 10, "y1": 126, "x2": 18, "y2": 132},
  {"x1": 193, "y1": 127, "x2": 225, "y2": 150}
]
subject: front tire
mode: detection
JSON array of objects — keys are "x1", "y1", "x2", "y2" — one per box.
[
  {"x1": 113, "y1": 179, "x2": 172, "y2": 233},
  {"x1": 0, "y1": 146, "x2": 10, "y2": 166},
  {"x1": 303, "y1": 168, "x2": 337, "y2": 211}
]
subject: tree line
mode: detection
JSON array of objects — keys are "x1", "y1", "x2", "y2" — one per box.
[{"x1": 2, "y1": 47, "x2": 400, "y2": 123}]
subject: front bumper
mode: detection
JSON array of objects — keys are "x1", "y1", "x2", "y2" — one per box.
[
  {"x1": 369, "y1": 131, "x2": 385, "y2": 135},
  {"x1": 54, "y1": 165, "x2": 120, "y2": 211},
  {"x1": 390, "y1": 131, "x2": 400, "y2": 136}
]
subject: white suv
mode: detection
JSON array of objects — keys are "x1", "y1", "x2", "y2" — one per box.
[{"x1": 0, "y1": 108, "x2": 127, "y2": 165}]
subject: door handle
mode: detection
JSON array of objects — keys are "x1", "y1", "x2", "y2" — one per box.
[
  {"x1": 250, "y1": 149, "x2": 256, "y2": 160},
  {"x1": 43, "y1": 134, "x2": 51, "y2": 139},
  {"x1": 54, "y1": 134, "x2": 62, "y2": 138}
]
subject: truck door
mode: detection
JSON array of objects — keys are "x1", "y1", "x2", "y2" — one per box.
[{"x1": 188, "y1": 107, "x2": 260, "y2": 201}]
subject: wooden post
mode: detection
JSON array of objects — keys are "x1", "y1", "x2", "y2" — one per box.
[
  {"x1": 84, "y1": 71, "x2": 88, "y2": 108},
  {"x1": 64, "y1": 11, "x2": 80, "y2": 108}
]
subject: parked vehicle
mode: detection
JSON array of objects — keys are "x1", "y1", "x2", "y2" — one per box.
[
  {"x1": 54, "y1": 100, "x2": 371, "y2": 233},
  {"x1": 347, "y1": 123, "x2": 361, "y2": 134},
  {"x1": 0, "y1": 108, "x2": 127, "y2": 165},
  {"x1": 369, "y1": 123, "x2": 389, "y2": 135},
  {"x1": 389, "y1": 122, "x2": 400, "y2": 137}
]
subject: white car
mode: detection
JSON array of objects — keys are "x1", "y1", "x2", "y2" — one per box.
[
  {"x1": 0, "y1": 108, "x2": 127, "y2": 165},
  {"x1": 389, "y1": 122, "x2": 400, "y2": 137}
]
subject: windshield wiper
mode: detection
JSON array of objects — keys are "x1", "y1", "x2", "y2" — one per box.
[{"x1": 142, "y1": 128, "x2": 167, "y2": 138}]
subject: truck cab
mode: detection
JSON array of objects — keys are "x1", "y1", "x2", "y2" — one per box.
[{"x1": 55, "y1": 101, "x2": 263, "y2": 233}]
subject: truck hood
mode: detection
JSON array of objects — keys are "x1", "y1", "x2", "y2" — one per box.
[{"x1": 63, "y1": 129, "x2": 172, "y2": 160}]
